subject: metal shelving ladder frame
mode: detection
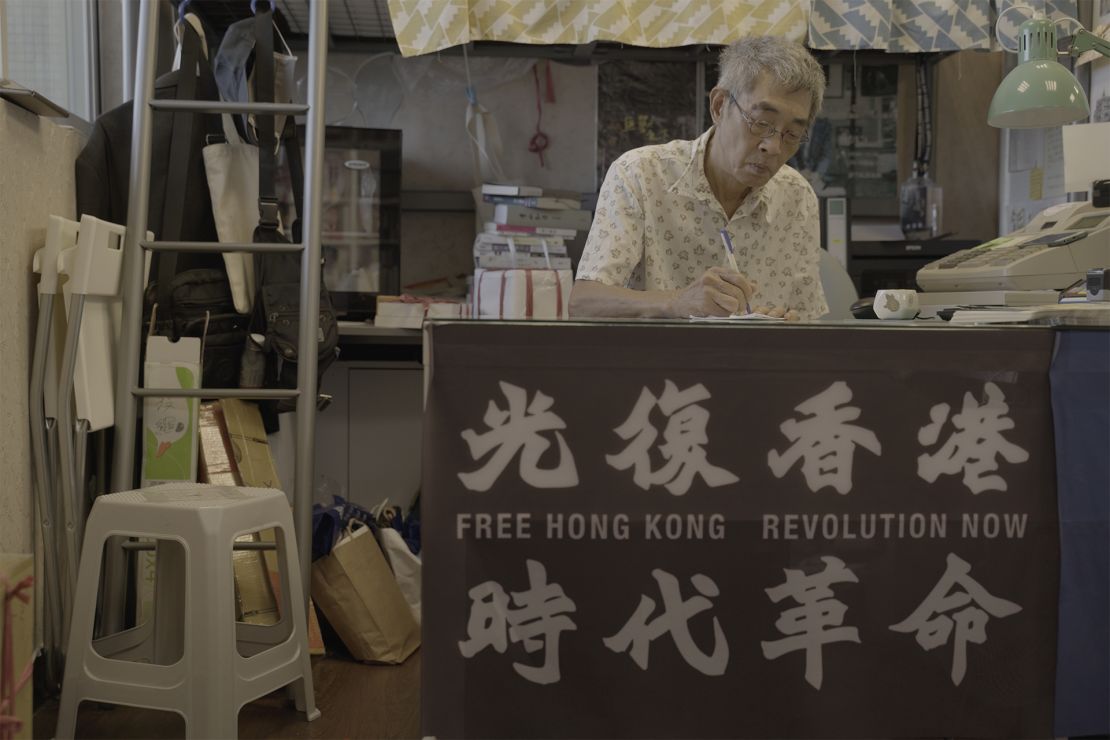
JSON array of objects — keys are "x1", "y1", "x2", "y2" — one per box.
[{"x1": 103, "y1": 0, "x2": 329, "y2": 633}]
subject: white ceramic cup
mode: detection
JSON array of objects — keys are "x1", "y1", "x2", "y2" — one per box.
[{"x1": 873, "y1": 289, "x2": 920, "y2": 320}]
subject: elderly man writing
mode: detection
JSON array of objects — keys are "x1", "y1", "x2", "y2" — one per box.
[{"x1": 570, "y1": 36, "x2": 828, "y2": 321}]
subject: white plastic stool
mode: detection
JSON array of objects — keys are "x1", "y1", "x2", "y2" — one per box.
[{"x1": 55, "y1": 484, "x2": 321, "y2": 739}]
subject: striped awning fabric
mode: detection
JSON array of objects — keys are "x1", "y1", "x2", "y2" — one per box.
[
  {"x1": 385, "y1": 0, "x2": 1077, "y2": 56},
  {"x1": 386, "y1": 0, "x2": 810, "y2": 56}
]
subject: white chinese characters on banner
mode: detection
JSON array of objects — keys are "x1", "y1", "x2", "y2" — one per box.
[
  {"x1": 458, "y1": 559, "x2": 578, "y2": 685},
  {"x1": 761, "y1": 556, "x2": 861, "y2": 689},
  {"x1": 458, "y1": 381, "x2": 579, "y2": 491},
  {"x1": 604, "y1": 569, "x2": 729, "y2": 676},
  {"x1": 917, "y1": 381, "x2": 1029, "y2": 494},
  {"x1": 890, "y1": 552, "x2": 1022, "y2": 685},
  {"x1": 456, "y1": 557, "x2": 1025, "y2": 685},
  {"x1": 768, "y1": 381, "x2": 882, "y2": 495},
  {"x1": 607, "y1": 380, "x2": 739, "y2": 496}
]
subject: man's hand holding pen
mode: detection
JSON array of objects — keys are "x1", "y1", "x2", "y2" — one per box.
[
  {"x1": 666, "y1": 266, "x2": 755, "y2": 317},
  {"x1": 716, "y1": 228, "x2": 801, "y2": 320}
]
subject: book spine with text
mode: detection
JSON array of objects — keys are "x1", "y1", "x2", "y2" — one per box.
[
  {"x1": 484, "y1": 222, "x2": 578, "y2": 238},
  {"x1": 494, "y1": 204, "x2": 593, "y2": 231},
  {"x1": 482, "y1": 194, "x2": 581, "y2": 209}
]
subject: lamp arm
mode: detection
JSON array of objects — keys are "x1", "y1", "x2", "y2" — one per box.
[{"x1": 1071, "y1": 28, "x2": 1110, "y2": 60}]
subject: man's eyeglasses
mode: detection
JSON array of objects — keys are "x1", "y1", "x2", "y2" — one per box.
[{"x1": 728, "y1": 93, "x2": 809, "y2": 148}]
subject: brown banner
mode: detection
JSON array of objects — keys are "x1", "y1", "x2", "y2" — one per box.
[{"x1": 422, "y1": 322, "x2": 1059, "y2": 739}]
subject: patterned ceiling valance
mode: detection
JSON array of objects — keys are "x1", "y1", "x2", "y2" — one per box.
[
  {"x1": 387, "y1": 0, "x2": 1077, "y2": 57},
  {"x1": 811, "y1": 0, "x2": 1078, "y2": 52},
  {"x1": 386, "y1": 1, "x2": 810, "y2": 56}
]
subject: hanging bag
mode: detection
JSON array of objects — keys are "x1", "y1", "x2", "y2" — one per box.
[
  {"x1": 202, "y1": 113, "x2": 259, "y2": 314},
  {"x1": 143, "y1": 18, "x2": 246, "y2": 389},
  {"x1": 203, "y1": 16, "x2": 299, "y2": 315},
  {"x1": 244, "y1": 4, "x2": 338, "y2": 413}
]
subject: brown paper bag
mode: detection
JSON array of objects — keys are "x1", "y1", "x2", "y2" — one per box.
[{"x1": 310, "y1": 524, "x2": 420, "y2": 663}]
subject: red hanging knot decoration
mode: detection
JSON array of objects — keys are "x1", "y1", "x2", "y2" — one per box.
[
  {"x1": 529, "y1": 63, "x2": 551, "y2": 167},
  {"x1": 528, "y1": 131, "x2": 550, "y2": 166}
]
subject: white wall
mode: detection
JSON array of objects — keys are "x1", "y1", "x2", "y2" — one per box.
[
  {"x1": 308, "y1": 53, "x2": 598, "y2": 192},
  {"x1": 294, "y1": 52, "x2": 599, "y2": 287},
  {"x1": 0, "y1": 104, "x2": 84, "y2": 552}
]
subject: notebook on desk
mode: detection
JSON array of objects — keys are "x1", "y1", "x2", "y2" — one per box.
[
  {"x1": 688, "y1": 313, "x2": 785, "y2": 322},
  {"x1": 949, "y1": 303, "x2": 1110, "y2": 326}
]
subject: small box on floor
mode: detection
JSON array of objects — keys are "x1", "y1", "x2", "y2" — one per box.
[
  {"x1": 1, "y1": 554, "x2": 33, "y2": 740},
  {"x1": 216, "y1": 399, "x2": 325, "y2": 653}
]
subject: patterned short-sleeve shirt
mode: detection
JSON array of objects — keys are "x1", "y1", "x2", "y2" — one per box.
[{"x1": 577, "y1": 127, "x2": 829, "y2": 319}]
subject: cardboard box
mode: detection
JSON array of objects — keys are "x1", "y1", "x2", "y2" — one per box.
[
  {"x1": 198, "y1": 401, "x2": 237, "y2": 486},
  {"x1": 141, "y1": 336, "x2": 200, "y2": 487},
  {"x1": 137, "y1": 337, "x2": 201, "y2": 622},
  {"x1": 198, "y1": 401, "x2": 280, "y2": 625},
  {"x1": 219, "y1": 399, "x2": 324, "y2": 653},
  {"x1": 221, "y1": 399, "x2": 281, "y2": 489}
]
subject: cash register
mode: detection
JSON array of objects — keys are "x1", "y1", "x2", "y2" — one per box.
[{"x1": 915, "y1": 202, "x2": 1110, "y2": 314}]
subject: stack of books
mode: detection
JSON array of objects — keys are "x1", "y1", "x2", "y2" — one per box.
[
  {"x1": 474, "y1": 232, "x2": 572, "y2": 270},
  {"x1": 479, "y1": 183, "x2": 591, "y2": 242},
  {"x1": 374, "y1": 295, "x2": 469, "y2": 329}
]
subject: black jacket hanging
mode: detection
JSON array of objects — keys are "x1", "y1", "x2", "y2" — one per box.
[
  {"x1": 75, "y1": 20, "x2": 246, "y2": 389},
  {"x1": 75, "y1": 24, "x2": 220, "y2": 267}
]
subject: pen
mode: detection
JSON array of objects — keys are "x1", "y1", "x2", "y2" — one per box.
[{"x1": 719, "y1": 228, "x2": 751, "y2": 315}]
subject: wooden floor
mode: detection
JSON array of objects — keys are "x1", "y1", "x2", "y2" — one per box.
[{"x1": 34, "y1": 651, "x2": 421, "y2": 739}]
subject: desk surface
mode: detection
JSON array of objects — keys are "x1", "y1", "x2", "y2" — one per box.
[
  {"x1": 422, "y1": 316, "x2": 1052, "y2": 331},
  {"x1": 338, "y1": 320, "x2": 422, "y2": 344}
]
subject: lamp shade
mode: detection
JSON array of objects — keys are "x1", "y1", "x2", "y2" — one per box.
[
  {"x1": 988, "y1": 61, "x2": 1090, "y2": 127},
  {"x1": 988, "y1": 16, "x2": 1091, "y2": 128}
]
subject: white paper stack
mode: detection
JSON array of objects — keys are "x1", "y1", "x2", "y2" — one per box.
[
  {"x1": 472, "y1": 268, "x2": 573, "y2": 320},
  {"x1": 374, "y1": 296, "x2": 468, "y2": 328}
]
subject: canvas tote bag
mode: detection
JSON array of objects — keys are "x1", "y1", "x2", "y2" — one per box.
[
  {"x1": 202, "y1": 114, "x2": 258, "y2": 314},
  {"x1": 202, "y1": 12, "x2": 298, "y2": 315}
]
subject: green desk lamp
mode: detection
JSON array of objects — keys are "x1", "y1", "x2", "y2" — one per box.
[{"x1": 988, "y1": 14, "x2": 1110, "y2": 128}]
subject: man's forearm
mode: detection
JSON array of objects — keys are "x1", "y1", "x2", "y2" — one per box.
[{"x1": 568, "y1": 279, "x2": 678, "y2": 319}]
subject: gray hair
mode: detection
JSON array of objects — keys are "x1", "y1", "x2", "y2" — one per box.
[{"x1": 717, "y1": 37, "x2": 826, "y2": 127}]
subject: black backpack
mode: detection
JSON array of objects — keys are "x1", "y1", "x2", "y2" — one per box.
[{"x1": 245, "y1": 5, "x2": 338, "y2": 415}]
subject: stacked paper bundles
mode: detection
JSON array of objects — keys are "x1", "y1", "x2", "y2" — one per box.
[
  {"x1": 478, "y1": 184, "x2": 587, "y2": 245},
  {"x1": 473, "y1": 233, "x2": 571, "y2": 270},
  {"x1": 472, "y1": 267, "x2": 573, "y2": 320},
  {"x1": 375, "y1": 295, "x2": 469, "y2": 329}
]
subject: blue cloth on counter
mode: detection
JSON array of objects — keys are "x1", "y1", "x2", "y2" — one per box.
[{"x1": 1050, "y1": 330, "x2": 1110, "y2": 737}]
